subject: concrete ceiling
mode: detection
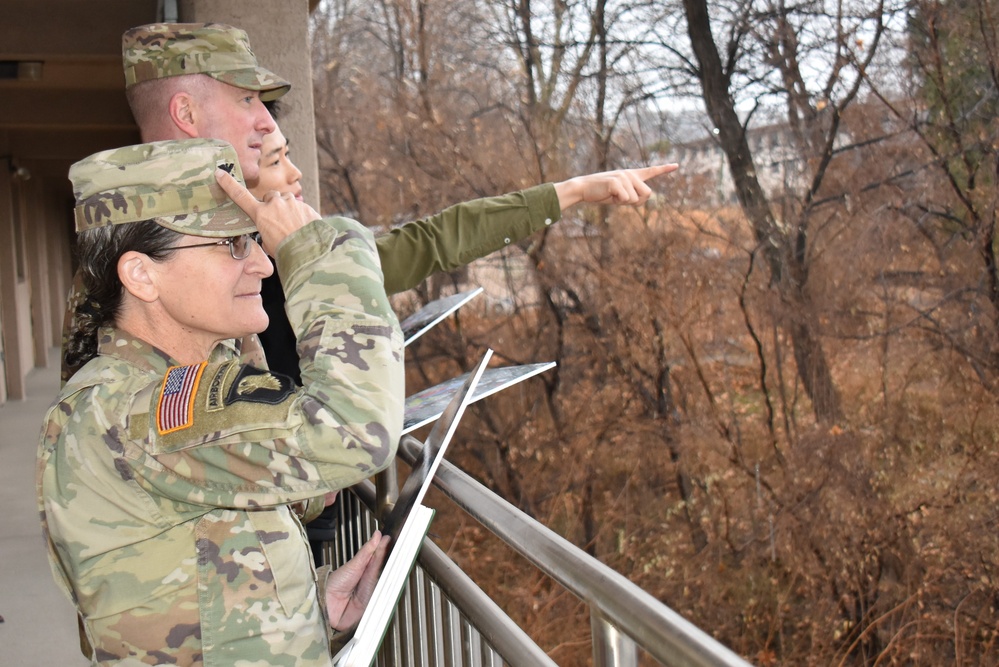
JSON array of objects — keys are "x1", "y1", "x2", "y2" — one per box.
[{"x1": 0, "y1": 0, "x2": 159, "y2": 183}]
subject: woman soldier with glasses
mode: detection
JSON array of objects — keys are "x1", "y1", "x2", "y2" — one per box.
[{"x1": 40, "y1": 138, "x2": 403, "y2": 665}]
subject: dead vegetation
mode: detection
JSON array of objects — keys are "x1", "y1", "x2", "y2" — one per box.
[
  {"x1": 401, "y1": 198, "x2": 999, "y2": 665},
  {"x1": 311, "y1": 0, "x2": 999, "y2": 661}
]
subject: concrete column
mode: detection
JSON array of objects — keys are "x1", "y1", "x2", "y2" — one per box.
[
  {"x1": 25, "y1": 178, "x2": 53, "y2": 369},
  {"x1": 44, "y1": 190, "x2": 71, "y2": 350},
  {"x1": 12, "y1": 182, "x2": 34, "y2": 381},
  {"x1": 0, "y1": 158, "x2": 17, "y2": 405},
  {"x1": 179, "y1": 0, "x2": 320, "y2": 210},
  {"x1": 0, "y1": 157, "x2": 26, "y2": 400}
]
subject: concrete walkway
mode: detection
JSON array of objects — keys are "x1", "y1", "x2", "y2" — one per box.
[{"x1": 0, "y1": 349, "x2": 88, "y2": 665}]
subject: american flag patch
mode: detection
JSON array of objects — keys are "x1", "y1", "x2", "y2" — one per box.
[{"x1": 156, "y1": 363, "x2": 206, "y2": 435}]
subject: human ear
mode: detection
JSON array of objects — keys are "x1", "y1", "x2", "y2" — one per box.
[
  {"x1": 169, "y1": 92, "x2": 199, "y2": 139},
  {"x1": 118, "y1": 251, "x2": 159, "y2": 303}
]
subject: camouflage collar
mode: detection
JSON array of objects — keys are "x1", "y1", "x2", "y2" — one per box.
[{"x1": 93, "y1": 327, "x2": 240, "y2": 376}]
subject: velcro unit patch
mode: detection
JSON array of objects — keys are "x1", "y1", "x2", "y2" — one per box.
[
  {"x1": 225, "y1": 365, "x2": 294, "y2": 406},
  {"x1": 157, "y1": 362, "x2": 207, "y2": 435}
]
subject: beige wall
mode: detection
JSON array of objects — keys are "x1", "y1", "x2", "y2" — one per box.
[
  {"x1": 0, "y1": 0, "x2": 157, "y2": 403},
  {"x1": 0, "y1": 153, "x2": 73, "y2": 402},
  {"x1": 179, "y1": 0, "x2": 321, "y2": 208},
  {"x1": 0, "y1": 155, "x2": 74, "y2": 402}
]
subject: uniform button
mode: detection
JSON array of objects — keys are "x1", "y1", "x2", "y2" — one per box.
[
  {"x1": 504, "y1": 237, "x2": 511, "y2": 244},
  {"x1": 544, "y1": 218, "x2": 552, "y2": 226}
]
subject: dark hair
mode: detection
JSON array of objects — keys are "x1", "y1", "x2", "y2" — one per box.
[
  {"x1": 63, "y1": 221, "x2": 182, "y2": 373},
  {"x1": 263, "y1": 98, "x2": 282, "y2": 120}
]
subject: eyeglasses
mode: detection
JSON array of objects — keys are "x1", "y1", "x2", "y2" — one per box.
[{"x1": 171, "y1": 233, "x2": 262, "y2": 260}]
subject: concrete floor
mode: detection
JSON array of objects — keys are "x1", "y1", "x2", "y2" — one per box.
[{"x1": 0, "y1": 349, "x2": 89, "y2": 665}]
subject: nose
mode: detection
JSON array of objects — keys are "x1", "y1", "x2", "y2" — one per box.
[
  {"x1": 254, "y1": 98, "x2": 277, "y2": 134},
  {"x1": 289, "y1": 162, "x2": 302, "y2": 184},
  {"x1": 245, "y1": 237, "x2": 274, "y2": 278}
]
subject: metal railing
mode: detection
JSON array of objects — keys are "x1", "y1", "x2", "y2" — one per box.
[
  {"x1": 324, "y1": 435, "x2": 754, "y2": 667},
  {"x1": 323, "y1": 483, "x2": 555, "y2": 666}
]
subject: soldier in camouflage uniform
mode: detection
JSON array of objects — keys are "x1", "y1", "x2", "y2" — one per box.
[
  {"x1": 38, "y1": 138, "x2": 404, "y2": 666},
  {"x1": 62, "y1": 22, "x2": 287, "y2": 384}
]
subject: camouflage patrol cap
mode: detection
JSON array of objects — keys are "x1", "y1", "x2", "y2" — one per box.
[
  {"x1": 70, "y1": 139, "x2": 256, "y2": 237},
  {"x1": 122, "y1": 23, "x2": 290, "y2": 101}
]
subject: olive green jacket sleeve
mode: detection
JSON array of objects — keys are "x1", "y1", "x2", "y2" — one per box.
[{"x1": 376, "y1": 184, "x2": 561, "y2": 294}]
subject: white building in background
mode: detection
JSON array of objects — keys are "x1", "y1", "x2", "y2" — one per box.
[{"x1": 664, "y1": 123, "x2": 808, "y2": 206}]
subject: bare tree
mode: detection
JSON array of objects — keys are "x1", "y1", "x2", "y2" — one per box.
[
  {"x1": 647, "y1": 0, "x2": 901, "y2": 423},
  {"x1": 868, "y1": 0, "x2": 999, "y2": 382},
  {"x1": 311, "y1": 0, "x2": 531, "y2": 222},
  {"x1": 305, "y1": 1, "x2": 999, "y2": 663}
]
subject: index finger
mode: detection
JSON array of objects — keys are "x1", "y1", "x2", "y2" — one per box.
[
  {"x1": 215, "y1": 167, "x2": 261, "y2": 218},
  {"x1": 632, "y1": 164, "x2": 679, "y2": 183}
]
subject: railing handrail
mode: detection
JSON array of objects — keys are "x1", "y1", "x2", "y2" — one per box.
[
  {"x1": 397, "y1": 436, "x2": 755, "y2": 667},
  {"x1": 351, "y1": 479, "x2": 560, "y2": 666}
]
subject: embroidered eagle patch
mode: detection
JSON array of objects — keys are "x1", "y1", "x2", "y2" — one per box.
[
  {"x1": 238, "y1": 373, "x2": 283, "y2": 395},
  {"x1": 225, "y1": 366, "x2": 294, "y2": 406}
]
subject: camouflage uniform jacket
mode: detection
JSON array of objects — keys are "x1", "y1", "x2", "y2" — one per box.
[{"x1": 37, "y1": 217, "x2": 404, "y2": 666}]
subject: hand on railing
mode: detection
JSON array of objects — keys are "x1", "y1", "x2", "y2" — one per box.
[{"x1": 320, "y1": 530, "x2": 390, "y2": 631}]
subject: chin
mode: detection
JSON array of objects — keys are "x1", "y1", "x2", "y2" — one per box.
[
  {"x1": 248, "y1": 313, "x2": 270, "y2": 335},
  {"x1": 229, "y1": 313, "x2": 270, "y2": 339}
]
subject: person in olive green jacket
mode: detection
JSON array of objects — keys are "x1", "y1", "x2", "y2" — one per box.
[{"x1": 251, "y1": 117, "x2": 677, "y2": 382}]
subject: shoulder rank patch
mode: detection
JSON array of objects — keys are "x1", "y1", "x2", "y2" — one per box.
[
  {"x1": 225, "y1": 365, "x2": 294, "y2": 406},
  {"x1": 157, "y1": 362, "x2": 207, "y2": 435}
]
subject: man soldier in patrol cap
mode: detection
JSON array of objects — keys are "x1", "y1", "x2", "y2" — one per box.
[
  {"x1": 122, "y1": 22, "x2": 287, "y2": 182},
  {"x1": 41, "y1": 138, "x2": 403, "y2": 665},
  {"x1": 62, "y1": 22, "x2": 287, "y2": 382}
]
